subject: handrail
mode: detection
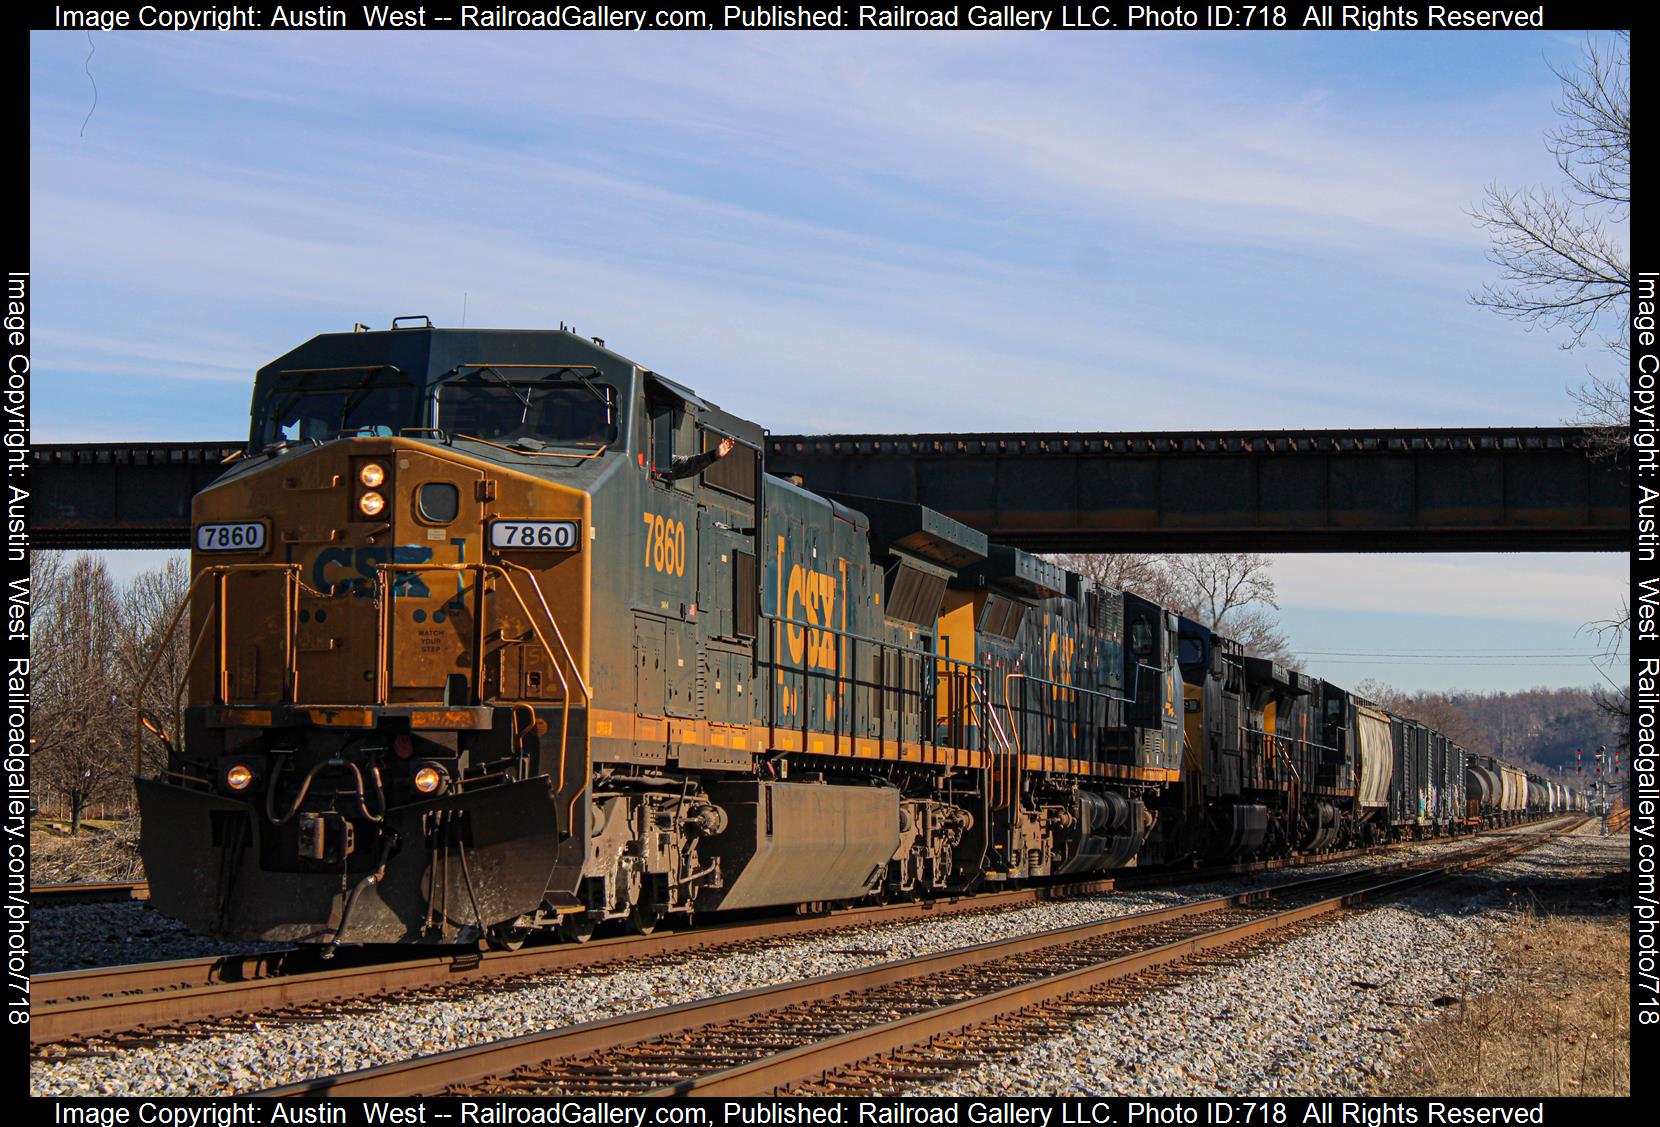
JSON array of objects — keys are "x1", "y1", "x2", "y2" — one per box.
[
  {"x1": 756, "y1": 611, "x2": 985, "y2": 767},
  {"x1": 972, "y1": 674, "x2": 1015, "y2": 811},
  {"x1": 495, "y1": 560, "x2": 592, "y2": 701},
  {"x1": 373, "y1": 561, "x2": 588, "y2": 828},
  {"x1": 496, "y1": 559, "x2": 594, "y2": 829},
  {"x1": 1241, "y1": 725, "x2": 1336, "y2": 758},
  {"x1": 999, "y1": 665, "x2": 1158, "y2": 775},
  {"x1": 138, "y1": 560, "x2": 590, "y2": 831},
  {"x1": 758, "y1": 611, "x2": 984, "y2": 672},
  {"x1": 133, "y1": 563, "x2": 302, "y2": 774}
]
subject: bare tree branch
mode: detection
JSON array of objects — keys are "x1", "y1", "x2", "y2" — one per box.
[
  {"x1": 1046, "y1": 552, "x2": 1297, "y2": 666},
  {"x1": 1469, "y1": 32, "x2": 1630, "y2": 446},
  {"x1": 1546, "y1": 33, "x2": 1629, "y2": 214},
  {"x1": 113, "y1": 556, "x2": 192, "y2": 776},
  {"x1": 31, "y1": 553, "x2": 128, "y2": 834}
]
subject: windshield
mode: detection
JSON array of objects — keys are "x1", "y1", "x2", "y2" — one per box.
[
  {"x1": 260, "y1": 378, "x2": 420, "y2": 445},
  {"x1": 438, "y1": 379, "x2": 618, "y2": 447}
]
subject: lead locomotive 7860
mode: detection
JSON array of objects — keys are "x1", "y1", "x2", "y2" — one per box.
[{"x1": 135, "y1": 324, "x2": 1582, "y2": 949}]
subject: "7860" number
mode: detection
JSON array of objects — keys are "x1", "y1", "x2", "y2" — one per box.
[{"x1": 642, "y1": 512, "x2": 685, "y2": 576}]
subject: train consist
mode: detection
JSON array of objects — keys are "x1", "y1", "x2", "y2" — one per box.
[{"x1": 134, "y1": 326, "x2": 1584, "y2": 949}]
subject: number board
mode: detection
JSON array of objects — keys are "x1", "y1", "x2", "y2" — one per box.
[
  {"x1": 196, "y1": 522, "x2": 267, "y2": 552},
  {"x1": 490, "y1": 520, "x2": 581, "y2": 550}
]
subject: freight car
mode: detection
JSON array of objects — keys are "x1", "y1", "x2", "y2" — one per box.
[
  {"x1": 130, "y1": 324, "x2": 1551, "y2": 949},
  {"x1": 1464, "y1": 754, "x2": 1571, "y2": 827}
]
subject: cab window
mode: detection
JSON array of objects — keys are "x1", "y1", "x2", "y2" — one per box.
[
  {"x1": 261, "y1": 377, "x2": 419, "y2": 445},
  {"x1": 439, "y1": 377, "x2": 617, "y2": 447},
  {"x1": 649, "y1": 400, "x2": 678, "y2": 472}
]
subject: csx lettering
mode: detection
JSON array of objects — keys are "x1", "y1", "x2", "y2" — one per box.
[
  {"x1": 1048, "y1": 630, "x2": 1076, "y2": 698},
  {"x1": 642, "y1": 513, "x2": 686, "y2": 576},
  {"x1": 785, "y1": 564, "x2": 838, "y2": 669},
  {"x1": 312, "y1": 545, "x2": 433, "y2": 598}
]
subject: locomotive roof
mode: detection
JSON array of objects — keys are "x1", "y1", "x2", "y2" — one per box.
[
  {"x1": 252, "y1": 325, "x2": 767, "y2": 448},
  {"x1": 259, "y1": 326, "x2": 648, "y2": 388}
]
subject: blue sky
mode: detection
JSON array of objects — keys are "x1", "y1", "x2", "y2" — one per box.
[{"x1": 29, "y1": 30, "x2": 1628, "y2": 693}]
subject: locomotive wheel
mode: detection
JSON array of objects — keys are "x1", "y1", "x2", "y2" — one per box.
[
  {"x1": 486, "y1": 924, "x2": 530, "y2": 951},
  {"x1": 558, "y1": 912, "x2": 597, "y2": 944},
  {"x1": 626, "y1": 902, "x2": 660, "y2": 936}
]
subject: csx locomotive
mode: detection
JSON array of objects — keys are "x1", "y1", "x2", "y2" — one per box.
[{"x1": 134, "y1": 324, "x2": 1579, "y2": 949}]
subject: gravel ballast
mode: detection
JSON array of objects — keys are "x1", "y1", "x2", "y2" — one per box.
[
  {"x1": 31, "y1": 903, "x2": 284, "y2": 975},
  {"x1": 908, "y1": 822, "x2": 1628, "y2": 1097},
  {"x1": 30, "y1": 827, "x2": 1591, "y2": 1096}
]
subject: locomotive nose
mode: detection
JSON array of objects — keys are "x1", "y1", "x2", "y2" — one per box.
[{"x1": 140, "y1": 432, "x2": 593, "y2": 945}]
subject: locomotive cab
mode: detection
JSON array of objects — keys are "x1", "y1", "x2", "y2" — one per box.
[{"x1": 137, "y1": 326, "x2": 641, "y2": 947}]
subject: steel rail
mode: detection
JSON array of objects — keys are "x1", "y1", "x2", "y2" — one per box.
[
  {"x1": 30, "y1": 816, "x2": 1571, "y2": 1046},
  {"x1": 24, "y1": 841, "x2": 1404, "y2": 1026},
  {"x1": 29, "y1": 881, "x2": 149, "y2": 906},
  {"x1": 258, "y1": 824, "x2": 1578, "y2": 1097},
  {"x1": 669, "y1": 827, "x2": 1570, "y2": 1096},
  {"x1": 27, "y1": 876, "x2": 1115, "y2": 1046},
  {"x1": 32, "y1": 948, "x2": 352, "y2": 1008}
]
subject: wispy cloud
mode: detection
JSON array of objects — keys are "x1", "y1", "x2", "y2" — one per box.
[
  {"x1": 29, "y1": 31, "x2": 1591, "y2": 437},
  {"x1": 1271, "y1": 552, "x2": 1628, "y2": 625},
  {"x1": 27, "y1": 31, "x2": 1625, "y2": 693}
]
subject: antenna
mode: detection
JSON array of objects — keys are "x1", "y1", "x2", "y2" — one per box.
[{"x1": 462, "y1": 292, "x2": 468, "y2": 328}]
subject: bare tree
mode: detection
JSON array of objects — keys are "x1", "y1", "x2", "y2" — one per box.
[
  {"x1": 1047, "y1": 552, "x2": 1186, "y2": 607},
  {"x1": 1405, "y1": 695, "x2": 1490, "y2": 754},
  {"x1": 1352, "y1": 679, "x2": 1489, "y2": 754},
  {"x1": 1047, "y1": 551, "x2": 1296, "y2": 665},
  {"x1": 1214, "y1": 604, "x2": 1298, "y2": 669},
  {"x1": 1471, "y1": 33, "x2": 1630, "y2": 444},
  {"x1": 115, "y1": 555, "x2": 192, "y2": 775},
  {"x1": 1582, "y1": 600, "x2": 1630, "y2": 752},
  {"x1": 1352, "y1": 678, "x2": 1403, "y2": 713},
  {"x1": 31, "y1": 554, "x2": 128, "y2": 834},
  {"x1": 1161, "y1": 553, "x2": 1297, "y2": 665}
]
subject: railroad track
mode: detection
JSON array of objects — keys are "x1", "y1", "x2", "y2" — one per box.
[
  {"x1": 30, "y1": 816, "x2": 1570, "y2": 1051},
  {"x1": 23, "y1": 840, "x2": 1410, "y2": 1047},
  {"x1": 260, "y1": 821, "x2": 1580, "y2": 1097},
  {"x1": 29, "y1": 877, "x2": 1113, "y2": 1048},
  {"x1": 31, "y1": 881, "x2": 149, "y2": 906}
]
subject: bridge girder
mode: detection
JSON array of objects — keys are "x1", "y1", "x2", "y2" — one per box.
[{"x1": 28, "y1": 428, "x2": 1628, "y2": 553}]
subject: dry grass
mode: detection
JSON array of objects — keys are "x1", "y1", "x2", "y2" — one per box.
[
  {"x1": 28, "y1": 818, "x2": 145, "y2": 883},
  {"x1": 1370, "y1": 884, "x2": 1629, "y2": 1097}
]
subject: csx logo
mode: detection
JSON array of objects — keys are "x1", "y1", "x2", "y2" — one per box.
[
  {"x1": 311, "y1": 545, "x2": 434, "y2": 598},
  {"x1": 783, "y1": 562, "x2": 838, "y2": 670},
  {"x1": 1047, "y1": 630, "x2": 1076, "y2": 698}
]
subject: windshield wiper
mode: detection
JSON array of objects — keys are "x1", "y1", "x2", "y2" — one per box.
[
  {"x1": 475, "y1": 366, "x2": 534, "y2": 426},
  {"x1": 335, "y1": 383, "x2": 381, "y2": 432}
]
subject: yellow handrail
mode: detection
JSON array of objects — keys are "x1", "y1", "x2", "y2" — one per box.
[
  {"x1": 497, "y1": 560, "x2": 594, "y2": 828},
  {"x1": 374, "y1": 561, "x2": 590, "y2": 828},
  {"x1": 135, "y1": 560, "x2": 589, "y2": 833},
  {"x1": 133, "y1": 563, "x2": 302, "y2": 774},
  {"x1": 971, "y1": 673, "x2": 1014, "y2": 812}
]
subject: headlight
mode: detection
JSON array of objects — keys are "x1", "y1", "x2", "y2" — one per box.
[
  {"x1": 413, "y1": 765, "x2": 446, "y2": 794},
  {"x1": 359, "y1": 462, "x2": 386, "y2": 488},
  {"x1": 358, "y1": 491, "x2": 386, "y2": 517},
  {"x1": 225, "y1": 763, "x2": 254, "y2": 791}
]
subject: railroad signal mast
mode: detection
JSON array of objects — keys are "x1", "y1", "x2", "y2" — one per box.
[{"x1": 1591, "y1": 746, "x2": 1612, "y2": 814}]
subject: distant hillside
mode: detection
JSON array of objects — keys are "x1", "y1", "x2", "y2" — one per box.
[
  {"x1": 1451, "y1": 687, "x2": 1624, "y2": 778},
  {"x1": 1357, "y1": 682, "x2": 1623, "y2": 784}
]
